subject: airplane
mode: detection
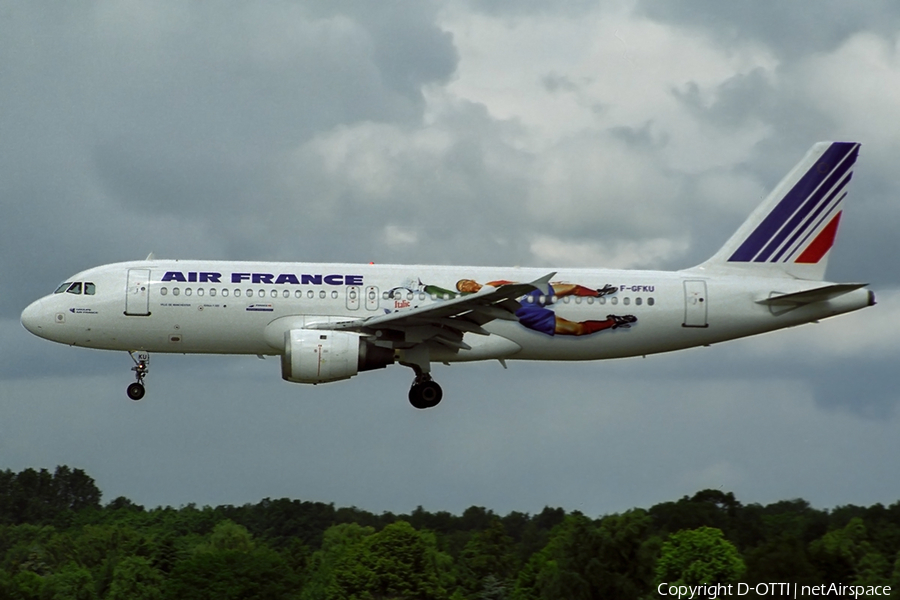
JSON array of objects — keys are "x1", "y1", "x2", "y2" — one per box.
[{"x1": 21, "y1": 141, "x2": 874, "y2": 409}]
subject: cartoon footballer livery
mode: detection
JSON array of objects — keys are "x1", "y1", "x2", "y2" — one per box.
[{"x1": 22, "y1": 142, "x2": 875, "y2": 408}]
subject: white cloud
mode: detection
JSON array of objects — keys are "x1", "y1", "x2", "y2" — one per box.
[
  {"x1": 800, "y1": 32, "x2": 900, "y2": 162},
  {"x1": 529, "y1": 234, "x2": 689, "y2": 269},
  {"x1": 382, "y1": 224, "x2": 420, "y2": 247}
]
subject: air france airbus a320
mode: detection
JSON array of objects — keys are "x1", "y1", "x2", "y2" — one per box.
[{"x1": 22, "y1": 142, "x2": 874, "y2": 408}]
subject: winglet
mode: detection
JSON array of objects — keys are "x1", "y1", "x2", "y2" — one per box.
[{"x1": 529, "y1": 272, "x2": 556, "y2": 290}]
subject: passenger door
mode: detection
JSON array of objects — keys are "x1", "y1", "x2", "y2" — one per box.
[
  {"x1": 682, "y1": 280, "x2": 708, "y2": 328},
  {"x1": 125, "y1": 269, "x2": 151, "y2": 316}
]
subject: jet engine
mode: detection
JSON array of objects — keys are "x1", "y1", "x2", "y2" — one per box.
[{"x1": 281, "y1": 329, "x2": 394, "y2": 384}]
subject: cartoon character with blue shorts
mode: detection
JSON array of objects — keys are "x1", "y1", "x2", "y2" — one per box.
[{"x1": 453, "y1": 279, "x2": 636, "y2": 336}]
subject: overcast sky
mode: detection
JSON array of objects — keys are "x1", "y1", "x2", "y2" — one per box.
[{"x1": 2, "y1": 1, "x2": 899, "y2": 517}]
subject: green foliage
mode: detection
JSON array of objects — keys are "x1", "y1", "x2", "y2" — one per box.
[
  {"x1": 164, "y1": 547, "x2": 295, "y2": 600},
  {"x1": 809, "y1": 517, "x2": 893, "y2": 586},
  {"x1": 41, "y1": 563, "x2": 97, "y2": 600},
  {"x1": 330, "y1": 521, "x2": 453, "y2": 600},
  {"x1": 655, "y1": 526, "x2": 745, "y2": 586},
  {"x1": 106, "y1": 556, "x2": 164, "y2": 600},
  {"x1": 455, "y1": 518, "x2": 517, "y2": 599},
  {"x1": 2, "y1": 467, "x2": 900, "y2": 600},
  {"x1": 195, "y1": 519, "x2": 255, "y2": 553},
  {"x1": 512, "y1": 509, "x2": 657, "y2": 600},
  {"x1": 0, "y1": 467, "x2": 101, "y2": 527}
]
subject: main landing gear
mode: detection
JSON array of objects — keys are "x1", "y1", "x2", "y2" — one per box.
[
  {"x1": 400, "y1": 347, "x2": 442, "y2": 410},
  {"x1": 408, "y1": 373, "x2": 443, "y2": 410},
  {"x1": 127, "y1": 351, "x2": 149, "y2": 401}
]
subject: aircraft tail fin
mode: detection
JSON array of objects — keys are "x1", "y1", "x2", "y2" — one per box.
[{"x1": 698, "y1": 141, "x2": 860, "y2": 280}]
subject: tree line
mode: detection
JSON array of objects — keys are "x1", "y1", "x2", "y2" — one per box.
[{"x1": 0, "y1": 466, "x2": 898, "y2": 599}]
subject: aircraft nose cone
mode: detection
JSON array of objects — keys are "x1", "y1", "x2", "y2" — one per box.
[{"x1": 21, "y1": 299, "x2": 46, "y2": 337}]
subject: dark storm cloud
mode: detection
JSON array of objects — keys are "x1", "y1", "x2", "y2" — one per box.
[
  {"x1": 1, "y1": 1, "x2": 457, "y2": 318},
  {"x1": 635, "y1": 0, "x2": 900, "y2": 58}
]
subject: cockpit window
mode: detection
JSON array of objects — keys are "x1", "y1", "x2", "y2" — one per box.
[
  {"x1": 66, "y1": 282, "x2": 82, "y2": 295},
  {"x1": 84, "y1": 282, "x2": 96, "y2": 295},
  {"x1": 54, "y1": 282, "x2": 72, "y2": 294}
]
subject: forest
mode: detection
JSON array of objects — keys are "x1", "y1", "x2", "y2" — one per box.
[{"x1": 0, "y1": 466, "x2": 897, "y2": 599}]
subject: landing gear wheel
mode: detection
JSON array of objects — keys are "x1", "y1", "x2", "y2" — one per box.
[
  {"x1": 408, "y1": 379, "x2": 443, "y2": 409},
  {"x1": 127, "y1": 351, "x2": 150, "y2": 401},
  {"x1": 127, "y1": 382, "x2": 145, "y2": 401}
]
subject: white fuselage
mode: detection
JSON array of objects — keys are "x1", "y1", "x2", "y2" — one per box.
[{"x1": 21, "y1": 259, "x2": 873, "y2": 364}]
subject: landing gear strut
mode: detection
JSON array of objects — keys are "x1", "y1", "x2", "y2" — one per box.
[
  {"x1": 408, "y1": 373, "x2": 442, "y2": 409},
  {"x1": 127, "y1": 351, "x2": 149, "y2": 401}
]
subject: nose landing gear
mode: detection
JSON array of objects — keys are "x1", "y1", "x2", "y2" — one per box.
[{"x1": 127, "y1": 351, "x2": 149, "y2": 401}]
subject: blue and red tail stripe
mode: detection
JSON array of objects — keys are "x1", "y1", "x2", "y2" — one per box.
[{"x1": 728, "y1": 142, "x2": 859, "y2": 264}]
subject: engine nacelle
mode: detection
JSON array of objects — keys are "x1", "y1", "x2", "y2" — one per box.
[{"x1": 281, "y1": 329, "x2": 394, "y2": 384}]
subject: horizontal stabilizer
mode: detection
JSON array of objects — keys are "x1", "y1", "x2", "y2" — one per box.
[{"x1": 757, "y1": 283, "x2": 868, "y2": 306}]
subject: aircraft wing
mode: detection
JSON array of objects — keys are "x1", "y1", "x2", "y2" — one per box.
[{"x1": 306, "y1": 272, "x2": 556, "y2": 350}]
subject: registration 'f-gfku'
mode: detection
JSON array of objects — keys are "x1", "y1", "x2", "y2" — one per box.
[{"x1": 21, "y1": 142, "x2": 875, "y2": 409}]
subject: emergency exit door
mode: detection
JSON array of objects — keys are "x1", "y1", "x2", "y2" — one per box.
[{"x1": 682, "y1": 280, "x2": 708, "y2": 328}]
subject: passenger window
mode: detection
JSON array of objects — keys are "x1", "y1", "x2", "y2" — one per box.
[
  {"x1": 283, "y1": 290, "x2": 289, "y2": 299},
  {"x1": 271, "y1": 290, "x2": 278, "y2": 299},
  {"x1": 587, "y1": 297, "x2": 594, "y2": 304},
  {"x1": 234, "y1": 289, "x2": 241, "y2": 298},
  {"x1": 598, "y1": 297, "x2": 605, "y2": 305},
  {"x1": 246, "y1": 289, "x2": 253, "y2": 298},
  {"x1": 209, "y1": 288, "x2": 216, "y2": 297},
  {"x1": 623, "y1": 297, "x2": 630, "y2": 305},
  {"x1": 319, "y1": 290, "x2": 326, "y2": 299},
  {"x1": 331, "y1": 290, "x2": 338, "y2": 299},
  {"x1": 648, "y1": 297, "x2": 655, "y2": 306},
  {"x1": 55, "y1": 282, "x2": 72, "y2": 294},
  {"x1": 173, "y1": 288, "x2": 180, "y2": 296},
  {"x1": 84, "y1": 282, "x2": 96, "y2": 295},
  {"x1": 383, "y1": 292, "x2": 390, "y2": 300},
  {"x1": 294, "y1": 290, "x2": 301, "y2": 299},
  {"x1": 611, "y1": 297, "x2": 618, "y2": 305},
  {"x1": 197, "y1": 288, "x2": 204, "y2": 297},
  {"x1": 308, "y1": 290, "x2": 314, "y2": 299},
  {"x1": 185, "y1": 288, "x2": 192, "y2": 296},
  {"x1": 221, "y1": 289, "x2": 228, "y2": 297},
  {"x1": 67, "y1": 282, "x2": 82, "y2": 295},
  {"x1": 160, "y1": 287, "x2": 168, "y2": 296},
  {"x1": 635, "y1": 297, "x2": 642, "y2": 306}
]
